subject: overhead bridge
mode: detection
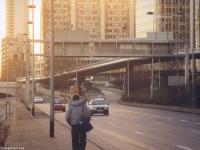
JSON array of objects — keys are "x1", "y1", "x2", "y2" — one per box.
[
  {"x1": 32, "y1": 38, "x2": 187, "y2": 57},
  {"x1": 0, "y1": 82, "x2": 16, "y2": 96},
  {"x1": 17, "y1": 37, "x2": 200, "y2": 83}
]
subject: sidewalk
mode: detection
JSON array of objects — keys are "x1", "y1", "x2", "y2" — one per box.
[{"x1": 5, "y1": 99, "x2": 101, "y2": 150}]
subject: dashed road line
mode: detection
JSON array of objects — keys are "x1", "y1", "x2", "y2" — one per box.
[
  {"x1": 192, "y1": 129, "x2": 200, "y2": 133},
  {"x1": 176, "y1": 145, "x2": 193, "y2": 150},
  {"x1": 180, "y1": 120, "x2": 188, "y2": 122},
  {"x1": 165, "y1": 117, "x2": 173, "y2": 120},
  {"x1": 133, "y1": 130, "x2": 144, "y2": 135},
  {"x1": 195, "y1": 122, "x2": 200, "y2": 125}
]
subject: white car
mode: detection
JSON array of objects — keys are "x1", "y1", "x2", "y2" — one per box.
[
  {"x1": 88, "y1": 98, "x2": 109, "y2": 116},
  {"x1": 34, "y1": 96, "x2": 44, "y2": 103}
]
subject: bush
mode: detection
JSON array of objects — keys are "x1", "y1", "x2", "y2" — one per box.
[
  {"x1": 121, "y1": 87, "x2": 192, "y2": 107},
  {"x1": 0, "y1": 120, "x2": 10, "y2": 147}
]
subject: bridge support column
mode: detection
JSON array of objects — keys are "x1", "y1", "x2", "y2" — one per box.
[
  {"x1": 77, "y1": 75, "x2": 85, "y2": 96},
  {"x1": 77, "y1": 76, "x2": 85, "y2": 86},
  {"x1": 126, "y1": 61, "x2": 134, "y2": 97},
  {"x1": 185, "y1": 50, "x2": 190, "y2": 95}
]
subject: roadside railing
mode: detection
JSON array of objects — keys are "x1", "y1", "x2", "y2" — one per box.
[{"x1": 0, "y1": 101, "x2": 12, "y2": 122}]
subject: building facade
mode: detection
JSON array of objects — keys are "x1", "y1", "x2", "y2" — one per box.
[
  {"x1": 6, "y1": 0, "x2": 14, "y2": 37},
  {"x1": 135, "y1": 0, "x2": 189, "y2": 41},
  {"x1": 42, "y1": 0, "x2": 135, "y2": 42},
  {"x1": 6, "y1": 0, "x2": 27, "y2": 37},
  {"x1": 195, "y1": 0, "x2": 200, "y2": 49},
  {"x1": 1, "y1": 35, "x2": 26, "y2": 81},
  {"x1": 2, "y1": 0, "x2": 27, "y2": 80}
]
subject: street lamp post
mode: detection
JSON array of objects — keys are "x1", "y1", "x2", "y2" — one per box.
[
  {"x1": 190, "y1": 0, "x2": 195, "y2": 103},
  {"x1": 76, "y1": 56, "x2": 78, "y2": 84},
  {"x1": 50, "y1": 0, "x2": 55, "y2": 138},
  {"x1": 30, "y1": 0, "x2": 36, "y2": 116},
  {"x1": 6, "y1": 45, "x2": 9, "y2": 98}
]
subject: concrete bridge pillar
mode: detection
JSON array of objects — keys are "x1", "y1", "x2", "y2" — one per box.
[
  {"x1": 77, "y1": 75, "x2": 85, "y2": 87},
  {"x1": 126, "y1": 61, "x2": 134, "y2": 97}
]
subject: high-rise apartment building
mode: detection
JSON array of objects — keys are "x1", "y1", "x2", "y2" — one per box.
[
  {"x1": 6, "y1": 0, "x2": 27, "y2": 37},
  {"x1": 195, "y1": 0, "x2": 200, "y2": 48},
  {"x1": 104, "y1": 0, "x2": 130, "y2": 39},
  {"x1": 135, "y1": 0, "x2": 189, "y2": 41},
  {"x1": 1, "y1": 35, "x2": 26, "y2": 81},
  {"x1": 42, "y1": 0, "x2": 135, "y2": 42},
  {"x1": 6, "y1": 0, "x2": 14, "y2": 37},
  {"x1": 76, "y1": 0, "x2": 100, "y2": 39},
  {"x1": 2, "y1": 0, "x2": 27, "y2": 80},
  {"x1": 42, "y1": 0, "x2": 71, "y2": 40}
]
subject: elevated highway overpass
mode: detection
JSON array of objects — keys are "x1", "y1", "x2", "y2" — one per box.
[
  {"x1": 17, "y1": 47, "x2": 200, "y2": 84},
  {"x1": 0, "y1": 82, "x2": 16, "y2": 96},
  {"x1": 17, "y1": 37, "x2": 200, "y2": 95}
]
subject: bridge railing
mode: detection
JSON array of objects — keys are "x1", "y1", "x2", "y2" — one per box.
[{"x1": 172, "y1": 48, "x2": 200, "y2": 55}]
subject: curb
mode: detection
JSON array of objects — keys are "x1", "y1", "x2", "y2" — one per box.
[
  {"x1": 119, "y1": 101, "x2": 200, "y2": 114},
  {"x1": 100, "y1": 87, "x2": 125, "y2": 93}
]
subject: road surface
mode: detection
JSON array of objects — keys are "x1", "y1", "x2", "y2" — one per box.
[{"x1": 36, "y1": 89, "x2": 200, "y2": 150}]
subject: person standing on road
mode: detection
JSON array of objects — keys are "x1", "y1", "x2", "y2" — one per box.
[{"x1": 66, "y1": 95, "x2": 91, "y2": 150}]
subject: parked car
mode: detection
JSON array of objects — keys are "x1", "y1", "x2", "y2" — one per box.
[
  {"x1": 88, "y1": 98, "x2": 109, "y2": 116},
  {"x1": 34, "y1": 96, "x2": 44, "y2": 103},
  {"x1": 54, "y1": 98, "x2": 66, "y2": 112}
]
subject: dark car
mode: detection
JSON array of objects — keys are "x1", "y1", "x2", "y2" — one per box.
[
  {"x1": 88, "y1": 98, "x2": 109, "y2": 116},
  {"x1": 54, "y1": 98, "x2": 66, "y2": 112}
]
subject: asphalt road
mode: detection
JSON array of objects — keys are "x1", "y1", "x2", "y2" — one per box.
[{"x1": 36, "y1": 89, "x2": 200, "y2": 150}]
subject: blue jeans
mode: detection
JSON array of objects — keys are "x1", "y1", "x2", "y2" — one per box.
[{"x1": 71, "y1": 125, "x2": 86, "y2": 150}]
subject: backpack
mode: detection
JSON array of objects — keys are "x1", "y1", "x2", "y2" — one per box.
[{"x1": 78, "y1": 103, "x2": 93, "y2": 132}]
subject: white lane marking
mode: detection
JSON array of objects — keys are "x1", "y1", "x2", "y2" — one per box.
[
  {"x1": 133, "y1": 130, "x2": 144, "y2": 135},
  {"x1": 109, "y1": 122, "x2": 116, "y2": 127},
  {"x1": 176, "y1": 145, "x2": 193, "y2": 150},
  {"x1": 195, "y1": 122, "x2": 200, "y2": 125},
  {"x1": 180, "y1": 120, "x2": 188, "y2": 122},
  {"x1": 165, "y1": 117, "x2": 173, "y2": 120}
]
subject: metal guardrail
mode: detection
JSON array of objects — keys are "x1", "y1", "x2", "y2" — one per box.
[
  {"x1": 172, "y1": 48, "x2": 200, "y2": 54},
  {"x1": 0, "y1": 102, "x2": 12, "y2": 122}
]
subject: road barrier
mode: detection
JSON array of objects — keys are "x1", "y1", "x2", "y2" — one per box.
[{"x1": 5, "y1": 101, "x2": 12, "y2": 119}]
